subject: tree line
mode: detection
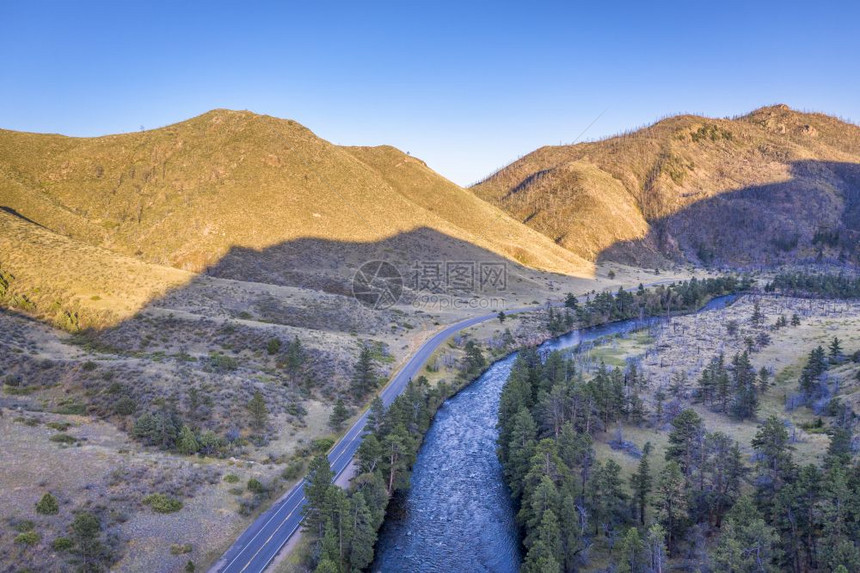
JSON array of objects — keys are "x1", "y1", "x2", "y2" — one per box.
[
  {"x1": 562, "y1": 275, "x2": 750, "y2": 331},
  {"x1": 303, "y1": 372, "x2": 470, "y2": 572},
  {"x1": 497, "y1": 348, "x2": 860, "y2": 572},
  {"x1": 766, "y1": 271, "x2": 860, "y2": 298}
]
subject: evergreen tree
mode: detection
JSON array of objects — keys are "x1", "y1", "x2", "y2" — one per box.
[
  {"x1": 329, "y1": 399, "x2": 349, "y2": 431},
  {"x1": 799, "y1": 346, "x2": 828, "y2": 398},
  {"x1": 365, "y1": 396, "x2": 386, "y2": 434},
  {"x1": 665, "y1": 409, "x2": 704, "y2": 483},
  {"x1": 791, "y1": 313, "x2": 801, "y2": 326},
  {"x1": 655, "y1": 461, "x2": 688, "y2": 554},
  {"x1": 503, "y1": 407, "x2": 537, "y2": 500},
  {"x1": 829, "y1": 336, "x2": 843, "y2": 363},
  {"x1": 177, "y1": 425, "x2": 199, "y2": 455},
  {"x1": 356, "y1": 434, "x2": 382, "y2": 474},
  {"x1": 617, "y1": 527, "x2": 646, "y2": 573},
  {"x1": 713, "y1": 495, "x2": 780, "y2": 573},
  {"x1": 70, "y1": 512, "x2": 106, "y2": 571},
  {"x1": 247, "y1": 390, "x2": 268, "y2": 431},
  {"x1": 751, "y1": 300, "x2": 764, "y2": 328},
  {"x1": 303, "y1": 455, "x2": 334, "y2": 538},
  {"x1": 588, "y1": 459, "x2": 629, "y2": 537},
  {"x1": 382, "y1": 429, "x2": 410, "y2": 495},
  {"x1": 348, "y1": 492, "x2": 376, "y2": 571},
  {"x1": 631, "y1": 442, "x2": 653, "y2": 525},
  {"x1": 730, "y1": 351, "x2": 759, "y2": 420},
  {"x1": 351, "y1": 345, "x2": 377, "y2": 399},
  {"x1": 462, "y1": 340, "x2": 486, "y2": 377},
  {"x1": 752, "y1": 416, "x2": 794, "y2": 516}
]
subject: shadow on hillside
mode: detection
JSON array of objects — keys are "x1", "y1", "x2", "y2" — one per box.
[
  {"x1": 596, "y1": 160, "x2": 860, "y2": 269},
  {"x1": 84, "y1": 226, "x2": 548, "y2": 344},
  {"x1": 200, "y1": 226, "x2": 532, "y2": 298}
]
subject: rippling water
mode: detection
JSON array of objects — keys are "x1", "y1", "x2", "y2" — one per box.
[{"x1": 372, "y1": 295, "x2": 738, "y2": 572}]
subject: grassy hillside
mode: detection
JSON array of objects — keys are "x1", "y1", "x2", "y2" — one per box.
[{"x1": 472, "y1": 105, "x2": 860, "y2": 267}]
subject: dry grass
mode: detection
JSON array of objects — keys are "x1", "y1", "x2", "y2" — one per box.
[
  {"x1": 586, "y1": 295, "x2": 860, "y2": 481},
  {"x1": 473, "y1": 105, "x2": 860, "y2": 266}
]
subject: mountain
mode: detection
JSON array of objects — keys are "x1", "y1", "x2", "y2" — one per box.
[
  {"x1": 0, "y1": 110, "x2": 590, "y2": 326},
  {"x1": 472, "y1": 105, "x2": 860, "y2": 267}
]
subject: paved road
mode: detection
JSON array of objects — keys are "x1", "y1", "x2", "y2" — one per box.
[
  {"x1": 211, "y1": 279, "x2": 683, "y2": 572},
  {"x1": 211, "y1": 308, "x2": 531, "y2": 573}
]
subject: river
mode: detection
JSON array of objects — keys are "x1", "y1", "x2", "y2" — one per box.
[{"x1": 372, "y1": 295, "x2": 738, "y2": 572}]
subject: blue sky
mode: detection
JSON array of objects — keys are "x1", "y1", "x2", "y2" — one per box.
[{"x1": 2, "y1": 1, "x2": 859, "y2": 185}]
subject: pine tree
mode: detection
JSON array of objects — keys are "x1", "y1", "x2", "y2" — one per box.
[
  {"x1": 382, "y1": 428, "x2": 410, "y2": 495},
  {"x1": 365, "y1": 396, "x2": 386, "y2": 434},
  {"x1": 247, "y1": 390, "x2": 268, "y2": 431},
  {"x1": 730, "y1": 351, "x2": 759, "y2": 420},
  {"x1": 351, "y1": 345, "x2": 377, "y2": 399},
  {"x1": 329, "y1": 399, "x2": 349, "y2": 431},
  {"x1": 348, "y1": 492, "x2": 376, "y2": 571},
  {"x1": 504, "y1": 407, "x2": 537, "y2": 499},
  {"x1": 752, "y1": 416, "x2": 794, "y2": 516},
  {"x1": 71, "y1": 512, "x2": 106, "y2": 571},
  {"x1": 713, "y1": 495, "x2": 779, "y2": 573},
  {"x1": 665, "y1": 409, "x2": 704, "y2": 483},
  {"x1": 655, "y1": 461, "x2": 688, "y2": 555},
  {"x1": 617, "y1": 527, "x2": 646, "y2": 573},
  {"x1": 303, "y1": 455, "x2": 334, "y2": 538},
  {"x1": 177, "y1": 425, "x2": 199, "y2": 455},
  {"x1": 588, "y1": 459, "x2": 628, "y2": 537},
  {"x1": 829, "y1": 336, "x2": 843, "y2": 363},
  {"x1": 751, "y1": 300, "x2": 764, "y2": 327},
  {"x1": 631, "y1": 442, "x2": 653, "y2": 525},
  {"x1": 462, "y1": 340, "x2": 486, "y2": 377},
  {"x1": 790, "y1": 313, "x2": 801, "y2": 326}
]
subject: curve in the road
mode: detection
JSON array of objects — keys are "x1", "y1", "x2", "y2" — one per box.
[
  {"x1": 212, "y1": 279, "x2": 680, "y2": 573},
  {"x1": 212, "y1": 308, "x2": 527, "y2": 573}
]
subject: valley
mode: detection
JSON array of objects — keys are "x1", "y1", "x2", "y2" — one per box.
[{"x1": 1, "y1": 107, "x2": 859, "y2": 573}]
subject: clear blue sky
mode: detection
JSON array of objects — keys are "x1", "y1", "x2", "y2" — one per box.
[{"x1": 2, "y1": 1, "x2": 859, "y2": 185}]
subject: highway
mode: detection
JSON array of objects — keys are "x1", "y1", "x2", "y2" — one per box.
[
  {"x1": 210, "y1": 278, "x2": 684, "y2": 572},
  {"x1": 211, "y1": 308, "x2": 526, "y2": 573}
]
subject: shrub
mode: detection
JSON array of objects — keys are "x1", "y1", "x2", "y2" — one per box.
[
  {"x1": 46, "y1": 421, "x2": 71, "y2": 431},
  {"x1": 114, "y1": 396, "x2": 137, "y2": 416},
  {"x1": 266, "y1": 338, "x2": 282, "y2": 355},
  {"x1": 281, "y1": 460, "x2": 304, "y2": 481},
  {"x1": 142, "y1": 493, "x2": 184, "y2": 514},
  {"x1": 51, "y1": 537, "x2": 74, "y2": 551},
  {"x1": 35, "y1": 493, "x2": 59, "y2": 515},
  {"x1": 15, "y1": 531, "x2": 40, "y2": 546},
  {"x1": 210, "y1": 353, "x2": 238, "y2": 372},
  {"x1": 311, "y1": 437, "x2": 334, "y2": 453},
  {"x1": 82, "y1": 361, "x2": 98, "y2": 371},
  {"x1": 49, "y1": 433, "x2": 78, "y2": 445},
  {"x1": 247, "y1": 479, "x2": 264, "y2": 494},
  {"x1": 223, "y1": 474, "x2": 240, "y2": 484},
  {"x1": 170, "y1": 543, "x2": 193, "y2": 555}
]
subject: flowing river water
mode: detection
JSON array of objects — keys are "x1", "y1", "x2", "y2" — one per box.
[{"x1": 372, "y1": 295, "x2": 738, "y2": 572}]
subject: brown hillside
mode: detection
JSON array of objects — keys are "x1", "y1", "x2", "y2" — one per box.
[
  {"x1": 0, "y1": 110, "x2": 594, "y2": 326},
  {"x1": 472, "y1": 105, "x2": 860, "y2": 266},
  {"x1": 0, "y1": 109, "x2": 588, "y2": 275}
]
